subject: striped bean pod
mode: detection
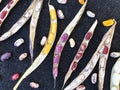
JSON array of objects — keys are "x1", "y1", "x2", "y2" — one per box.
[
  {"x1": 53, "y1": 0, "x2": 88, "y2": 87},
  {"x1": 13, "y1": 2, "x2": 57, "y2": 90},
  {"x1": 64, "y1": 20, "x2": 117, "y2": 90},
  {"x1": 0, "y1": 0, "x2": 36, "y2": 41},
  {"x1": 0, "y1": 0, "x2": 19, "y2": 27},
  {"x1": 98, "y1": 20, "x2": 116, "y2": 90},
  {"x1": 29, "y1": 0, "x2": 44, "y2": 62},
  {"x1": 62, "y1": 20, "x2": 98, "y2": 88},
  {"x1": 110, "y1": 57, "x2": 120, "y2": 90}
]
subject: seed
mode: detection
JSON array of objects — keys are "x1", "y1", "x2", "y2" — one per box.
[
  {"x1": 40, "y1": 36, "x2": 47, "y2": 46},
  {"x1": 102, "y1": 19, "x2": 115, "y2": 27},
  {"x1": 57, "y1": 9, "x2": 64, "y2": 19},
  {"x1": 0, "y1": 52, "x2": 12, "y2": 61},
  {"x1": 86, "y1": 10, "x2": 95, "y2": 18},
  {"x1": 30, "y1": 82, "x2": 39, "y2": 89},
  {"x1": 110, "y1": 52, "x2": 120, "y2": 58},
  {"x1": 69, "y1": 38, "x2": 75, "y2": 48},
  {"x1": 0, "y1": 10, "x2": 7, "y2": 19},
  {"x1": 78, "y1": 0, "x2": 85, "y2": 5},
  {"x1": 76, "y1": 85, "x2": 86, "y2": 90},
  {"x1": 91, "y1": 73, "x2": 97, "y2": 84},
  {"x1": 19, "y1": 53, "x2": 28, "y2": 61},
  {"x1": 14, "y1": 38, "x2": 24, "y2": 47},
  {"x1": 57, "y1": 0, "x2": 67, "y2": 4},
  {"x1": 11, "y1": 73, "x2": 20, "y2": 81}
]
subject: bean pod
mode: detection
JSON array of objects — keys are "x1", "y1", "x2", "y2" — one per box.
[
  {"x1": 0, "y1": 0, "x2": 19, "y2": 27},
  {"x1": 0, "y1": 0, "x2": 36, "y2": 41},
  {"x1": 64, "y1": 21, "x2": 116, "y2": 90},
  {"x1": 63, "y1": 20, "x2": 98, "y2": 87},
  {"x1": 53, "y1": 0, "x2": 88, "y2": 87},
  {"x1": 13, "y1": 1, "x2": 57, "y2": 90}
]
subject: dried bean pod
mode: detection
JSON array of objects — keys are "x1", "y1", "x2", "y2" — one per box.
[
  {"x1": 14, "y1": 38, "x2": 24, "y2": 47},
  {"x1": 63, "y1": 20, "x2": 98, "y2": 88},
  {"x1": 0, "y1": 52, "x2": 12, "y2": 61},
  {"x1": 53, "y1": 1, "x2": 88, "y2": 87},
  {"x1": 29, "y1": 0, "x2": 43, "y2": 62},
  {"x1": 0, "y1": 0, "x2": 36, "y2": 41},
  {"x1": 0, "y1": 0, "x2": 2, "y2": 3},
  {"x1": 13, "y1": 1, "x2": 57, "y2": 90},
  {"x1": 0, "y1": 0, "x2": 19, "y2": 27},
  {"x1": 64, "y1": 21, "x2": 117, "y2": 90},
  {"x1": 110, "y1": 58, "x2": 120, "y2": 90}
]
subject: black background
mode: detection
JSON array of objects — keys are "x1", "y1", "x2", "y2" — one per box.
[{"x1": 0, "y1": 0, "x2": 120, "y2": 90}]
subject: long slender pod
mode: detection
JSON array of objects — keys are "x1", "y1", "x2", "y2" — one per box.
[
  {"x1": 64, "y1": 21, "x2": 117, "y2": 90},
  {"x1": 53, "y1": 0, "x2": 88, "y2": 87},
  {"x1": 13, "y1": 2, "x2": 57, "y2": 90},
  {"x1": 0, "y1": 0, "x2": 36, "y2": 41},
  {"x1": 0, "y1": 0, "x2": 2, "y2": 3},
  {"x1": 29, "y1": 0, "x2": 44, "y2": 62},
  {"x1": 110, "y1": 57, "x2": 120, "y2": 90},
  {"x1": 63, "y1": 20, "x2": 98, "y2": 88},
  {"x1": 98, "y1": 20, "x2": 116, "y2": 90},
  {"x1": 0, "y1": 0, "x2": 19, "y2": 27}
]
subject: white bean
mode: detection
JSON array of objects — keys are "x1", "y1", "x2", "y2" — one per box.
[
  {"x1": 69, "y1": 38, "x2": 75, "y2": 48},
  {"x1": 110, "y1": 52, "x2": 120, "y2": 58},
  {"x1": 30, "y1": 82, "x2": 39, "y2": 89},
  {"x1": 57, "y1": 9, "x2": 64, "y2": 19},
  {"x1": 91, "y1": 73, "x2": 97, "y2": 84},
  {"x1": 40, "y1": 36, "x2": 47, "y2": 46},
  {"x1": 14, "y1": 38, "x2": 24, "y2": 47},
  {"x1": 57, "y1": 0, "x2": 67, "y2": 4},
  {"x1": 86, "y1": 10, "x2": 95, "y2": 18},
  {"x1": 76, "y1": 85, "x2": 86, "y2": 90},
  {"x1": 19, "y1": 53, "x2": 28, "y2": 61}
]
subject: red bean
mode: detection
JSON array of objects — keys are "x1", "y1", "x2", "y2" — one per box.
[{"x1": 11, "y1": 73, "x2": 20, "y2": 81}]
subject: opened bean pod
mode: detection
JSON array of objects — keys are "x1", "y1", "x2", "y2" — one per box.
[
  {"x1": 29, "y1": 0, "x2": 43, "y2": 62},
  {"x1": 13, "y1": 1, "x2": 57, "y2": 90},
  {"x1": 0, "y1": 0, "x2": 36, "y2": 41},
  {"x1": 64, "y1": 21, "x2": 117, "y2": 90},
  {"x1": 110, "y1": 57, "x2": 120, "y2": 90},
  {"x1": 53, "y1": 0, "x2": 88, "y2": 88},
  {"x1": 63, "y1": 20, "x2": 98, "y2": 88},
  {"x1": 0, "y1": 0, "x2": 19, "y2": 27}
]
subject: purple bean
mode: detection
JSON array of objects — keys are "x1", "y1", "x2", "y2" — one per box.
[{"x1": 0, "y1": 52, "x2": 12, "y2": 61}]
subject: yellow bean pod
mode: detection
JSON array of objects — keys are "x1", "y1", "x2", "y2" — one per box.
[{"x1": 13, "y1": 2, "x2": 57, "y2": 90}]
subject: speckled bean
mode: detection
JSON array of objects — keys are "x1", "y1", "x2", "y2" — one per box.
[
  {"x1": 30, "y1": 82, "x2": 39, "y2": 88},
  {"x1": 19, "y1": 53, "x2": 28, "y2": 61},
  {"x1": 14, "y1": 38, "x2": 24, "y2": 47}
]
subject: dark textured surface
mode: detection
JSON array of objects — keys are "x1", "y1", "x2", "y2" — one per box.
[{"x1": 0, "y1": 0, "x2": 120, "y2": 90}]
